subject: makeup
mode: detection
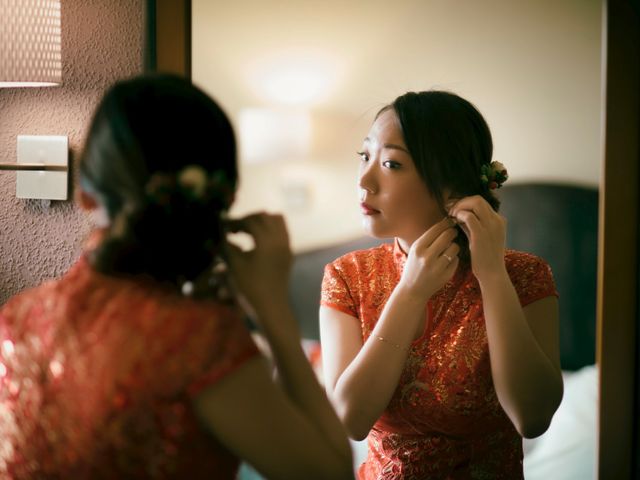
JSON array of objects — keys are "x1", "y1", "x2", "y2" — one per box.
[{"x1": 360, "y1": 202, "x2": 380, "y2": 215}]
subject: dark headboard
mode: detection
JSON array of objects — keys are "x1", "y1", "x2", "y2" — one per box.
[{"x1": 498, "y1": 183, "x2": 599, "y2": 371}]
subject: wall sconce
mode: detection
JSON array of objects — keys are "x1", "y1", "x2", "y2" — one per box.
[
  {"x1": 0, "y1": 1, "x2": 67, "y2": 200},
  {"x1": 0, "y1": 0, "x2": 62, "y2": 87}
]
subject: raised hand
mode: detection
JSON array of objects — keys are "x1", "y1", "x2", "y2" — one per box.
[
  {"x1": 448, "y1": 195, "x2": 507, "y2": 281},
  {"x1": 398, "y1": 217, "x2": 460, "y2": 301},
  {"x1": 224, "y1": 212, "x2": 293, "y2": 315}
]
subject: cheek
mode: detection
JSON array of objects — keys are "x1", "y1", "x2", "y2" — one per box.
[{"x1": 392, "y1": 182, "x2": 441, "y2": 223}]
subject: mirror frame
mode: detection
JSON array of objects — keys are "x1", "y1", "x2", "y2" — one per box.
[
  {"x1": 597, "y1": 0, "x2": 639, "y2": 477},
  {"x1": 147, "y1": 0, "x2": 639, "y2": 476},
  {"x1": 144, "y1": 0, "x2": 191, "y2": 77}
]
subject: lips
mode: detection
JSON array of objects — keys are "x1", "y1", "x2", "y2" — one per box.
[{"x1": 360, "y1": 202, "x2": 380, "y2": 215}]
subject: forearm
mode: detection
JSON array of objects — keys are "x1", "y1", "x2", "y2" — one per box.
[
  {"x1": 256, "y1": 300, "x2": 352, "y2": 463},
  {"x1": 479, "y1": 270, "x2": 563, "y2": 437},
  {"x1": 330, "y1": 289, "x2": 426, "y2": 439}
]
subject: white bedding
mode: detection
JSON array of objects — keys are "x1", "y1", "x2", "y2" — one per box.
[{"x1": 523, "y1": 364, "x2": 598, "y2": 479}]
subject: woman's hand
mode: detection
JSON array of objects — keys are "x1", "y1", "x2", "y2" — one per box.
[
  {"x1": 398, "y1": 218, "x2": 460, "y2": 301},
  {"x1": 224, "y1": 212, "x2": 293, "y2": 314},
  {"x1": 448, "y1": 195, "x2": 507, "y2": 281}
]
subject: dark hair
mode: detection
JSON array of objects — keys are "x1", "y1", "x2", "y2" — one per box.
[
  {"x1": 381, "y1": 90, "x2": 499, "y2": 262},
  {"x1": 79, "y1": 74, "x2": 237, "y2": 288}
]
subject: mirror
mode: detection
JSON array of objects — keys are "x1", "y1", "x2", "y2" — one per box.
[
  {"x1": 149, "y1": 0, "x2": 640, "y2": 477},
  {"x1": 189, "y1": 2, "x2": 602, "y2": 477}
]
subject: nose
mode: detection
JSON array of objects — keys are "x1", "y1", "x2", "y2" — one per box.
[{"x1": 358, "y1": 159, "x2": 377, "y2": 196}]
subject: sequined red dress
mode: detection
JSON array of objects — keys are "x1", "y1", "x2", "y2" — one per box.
[
  {"x1": 0, "y1": 250, "x2": 258, "y2": 479},
  {"x1": 321, "y1": 240, "x2": 558, "y2": 480}
]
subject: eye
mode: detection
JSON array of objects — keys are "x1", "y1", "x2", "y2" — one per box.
[
  {"x1": 382, "y1": 160, "x2": 401, "y2": 170},
  {"x1": 356, "y1": 151, "x2": 369, "y2": 162}
]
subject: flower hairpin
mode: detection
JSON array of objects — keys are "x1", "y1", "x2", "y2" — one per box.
[
  {"x1": 145, "y1": 164, "x2": 234, "y2": 208},
  {"x1": 178, "y1": 165, "x2": 209, "y2": 198},
  {"x1": 480, "y1": 161, "x2": 508, "y2": 190}
]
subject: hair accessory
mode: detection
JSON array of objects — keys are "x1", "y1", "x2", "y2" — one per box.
[
  {"x1": 480, "y1": 161, "x2": 508, "y2": 190},
  {"x1": 145, "y1": 165, "x2": 234, "y2": 209},
  {"x1": 178, "y1": 165, "x2": 208, "y2": 198}
]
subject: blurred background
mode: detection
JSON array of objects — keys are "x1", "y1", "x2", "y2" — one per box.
[{"x1": 191, "y1": 0, "x2": 602, "y2": 252}]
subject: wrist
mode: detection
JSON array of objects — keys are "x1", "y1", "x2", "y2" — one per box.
[
  {"x1": 243, "y1": 284, "x2": 288, "y2": 312},
  {"x1": 391, "y1": 283, "x2": 431, "y2": 308},
  {"x1": 254, "y1": 301, "x2": 301, "y2": 338},
  {"x1": 476, "y1": 264, "x2": 510, "y2": 292}
]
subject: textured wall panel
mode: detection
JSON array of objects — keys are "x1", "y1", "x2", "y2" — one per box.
[{"x1": 0, "y1": 0, "x2": 144, "y2": 304}]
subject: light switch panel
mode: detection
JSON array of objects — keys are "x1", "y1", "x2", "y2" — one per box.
[{"x1": 16, "y1": 135, "x2": 68, "y2": 200}]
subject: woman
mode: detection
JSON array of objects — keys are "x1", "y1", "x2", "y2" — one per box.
[
  {"x1": 320, "y1": 91, "x2": 563, "y2": 479},
  {"x1": 0, "y1": 75, "x2": 352, "y2": 479}
]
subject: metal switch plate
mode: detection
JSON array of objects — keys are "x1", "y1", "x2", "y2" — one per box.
[{"x1": 16, "y1": 135, "x2": 68, "y2": 200}]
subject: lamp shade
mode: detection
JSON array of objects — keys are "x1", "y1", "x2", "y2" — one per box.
[{"x1": 0, "y1": 0, "x2": 62, "y2": 87}]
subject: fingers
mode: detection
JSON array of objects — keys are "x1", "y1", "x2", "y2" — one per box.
[
  {"x1": 225, "y1": 212, "x2": 289, "y2": 250},
  {"x1": 439, "y1": 242, "x2": 461, "y2": 270},
  {"x1": 222, "y1": 240, "x2": 250, "y2": 279},
  {"x1": 447, "y1": 195, "x2": 499, "y2": 240},
  {"x1": 428, "y1": 223, "x2": 458, "y2": 257},
  {"x1": 451, "y1": 209, "x2": 481, "y2": 241},
  {"x1": 223, "y1": 240, "x2": 244, "y2": 260},
  {"x1": 446, "y1": 196, "x2": 507, "y2": 279},
  {"x1": 225, "y1": 212, "x2": 272, "y2": 235},
  {"x1": 413, "y1": 217, "x2": 457, "y2": 252},
  {"x1": 408, "y1": 218, "x2": 459, "y2": 273},
  {"x1": 447, "y1": 195, "x2": 491, "y2": 218}
]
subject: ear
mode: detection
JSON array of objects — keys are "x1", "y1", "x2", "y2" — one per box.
[{"x1": 75, "y1": 187, "x2": 99, "y2": 212}]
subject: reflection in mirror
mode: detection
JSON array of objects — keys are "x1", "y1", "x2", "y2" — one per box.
[
  {"x1": 193, "y1": 0, "x2": 601, "y2": 251},
  {"x1": 192, "y1": 1, "x2": 601, "y2": 478}
]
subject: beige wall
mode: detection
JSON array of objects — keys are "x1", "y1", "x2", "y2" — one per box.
[
  {"x1": 0, "y1": 0, "x2": 144, "y2": 304},
  {"x1": 193, "y1": 0, "x2": 603, "y2": 252}
]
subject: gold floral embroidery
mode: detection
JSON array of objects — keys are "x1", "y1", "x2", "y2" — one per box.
[
  {"x1": 0, "y1": 255, "x2": 258, "y2": 478},
  {"x1": 322, "y1": 241, "x2": 557, "y2": 479}
]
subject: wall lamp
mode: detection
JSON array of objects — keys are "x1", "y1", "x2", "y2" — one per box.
[{"x1": 0, "y1": 0, "x2": 67, "y2": 200}]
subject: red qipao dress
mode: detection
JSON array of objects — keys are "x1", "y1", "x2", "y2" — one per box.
[
  {"x1": 0, "y1": 246, "x2": 258, "y2": 479},
  {"x1": 321, "y1": 240, "x2": 558, "y2": 480}
]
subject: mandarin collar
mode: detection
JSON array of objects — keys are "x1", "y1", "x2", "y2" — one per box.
[{"x1": 392, "y1": 237, "x2": 407, "y2": 270}]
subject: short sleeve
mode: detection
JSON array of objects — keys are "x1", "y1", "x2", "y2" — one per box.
[
  {"x1": 507, "y1": 252, "x2": 559, "y2": 307},
  {"x1": 320, "y1": 261, "x2": 358, "y2": 318},
  {"x1": 177, "y1": 303, "x2": 259, "y2": 397},
  {"x1": 79, "y1": 281, "x2": 262, "y2": 401}
]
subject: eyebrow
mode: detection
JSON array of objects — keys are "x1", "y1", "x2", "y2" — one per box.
[
  {"x1": 363, "y1": 138, "x2": 410, "y2": 154},
  {"x1": 384, "y1": 143, "x2": 409, "y2": 153}
]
